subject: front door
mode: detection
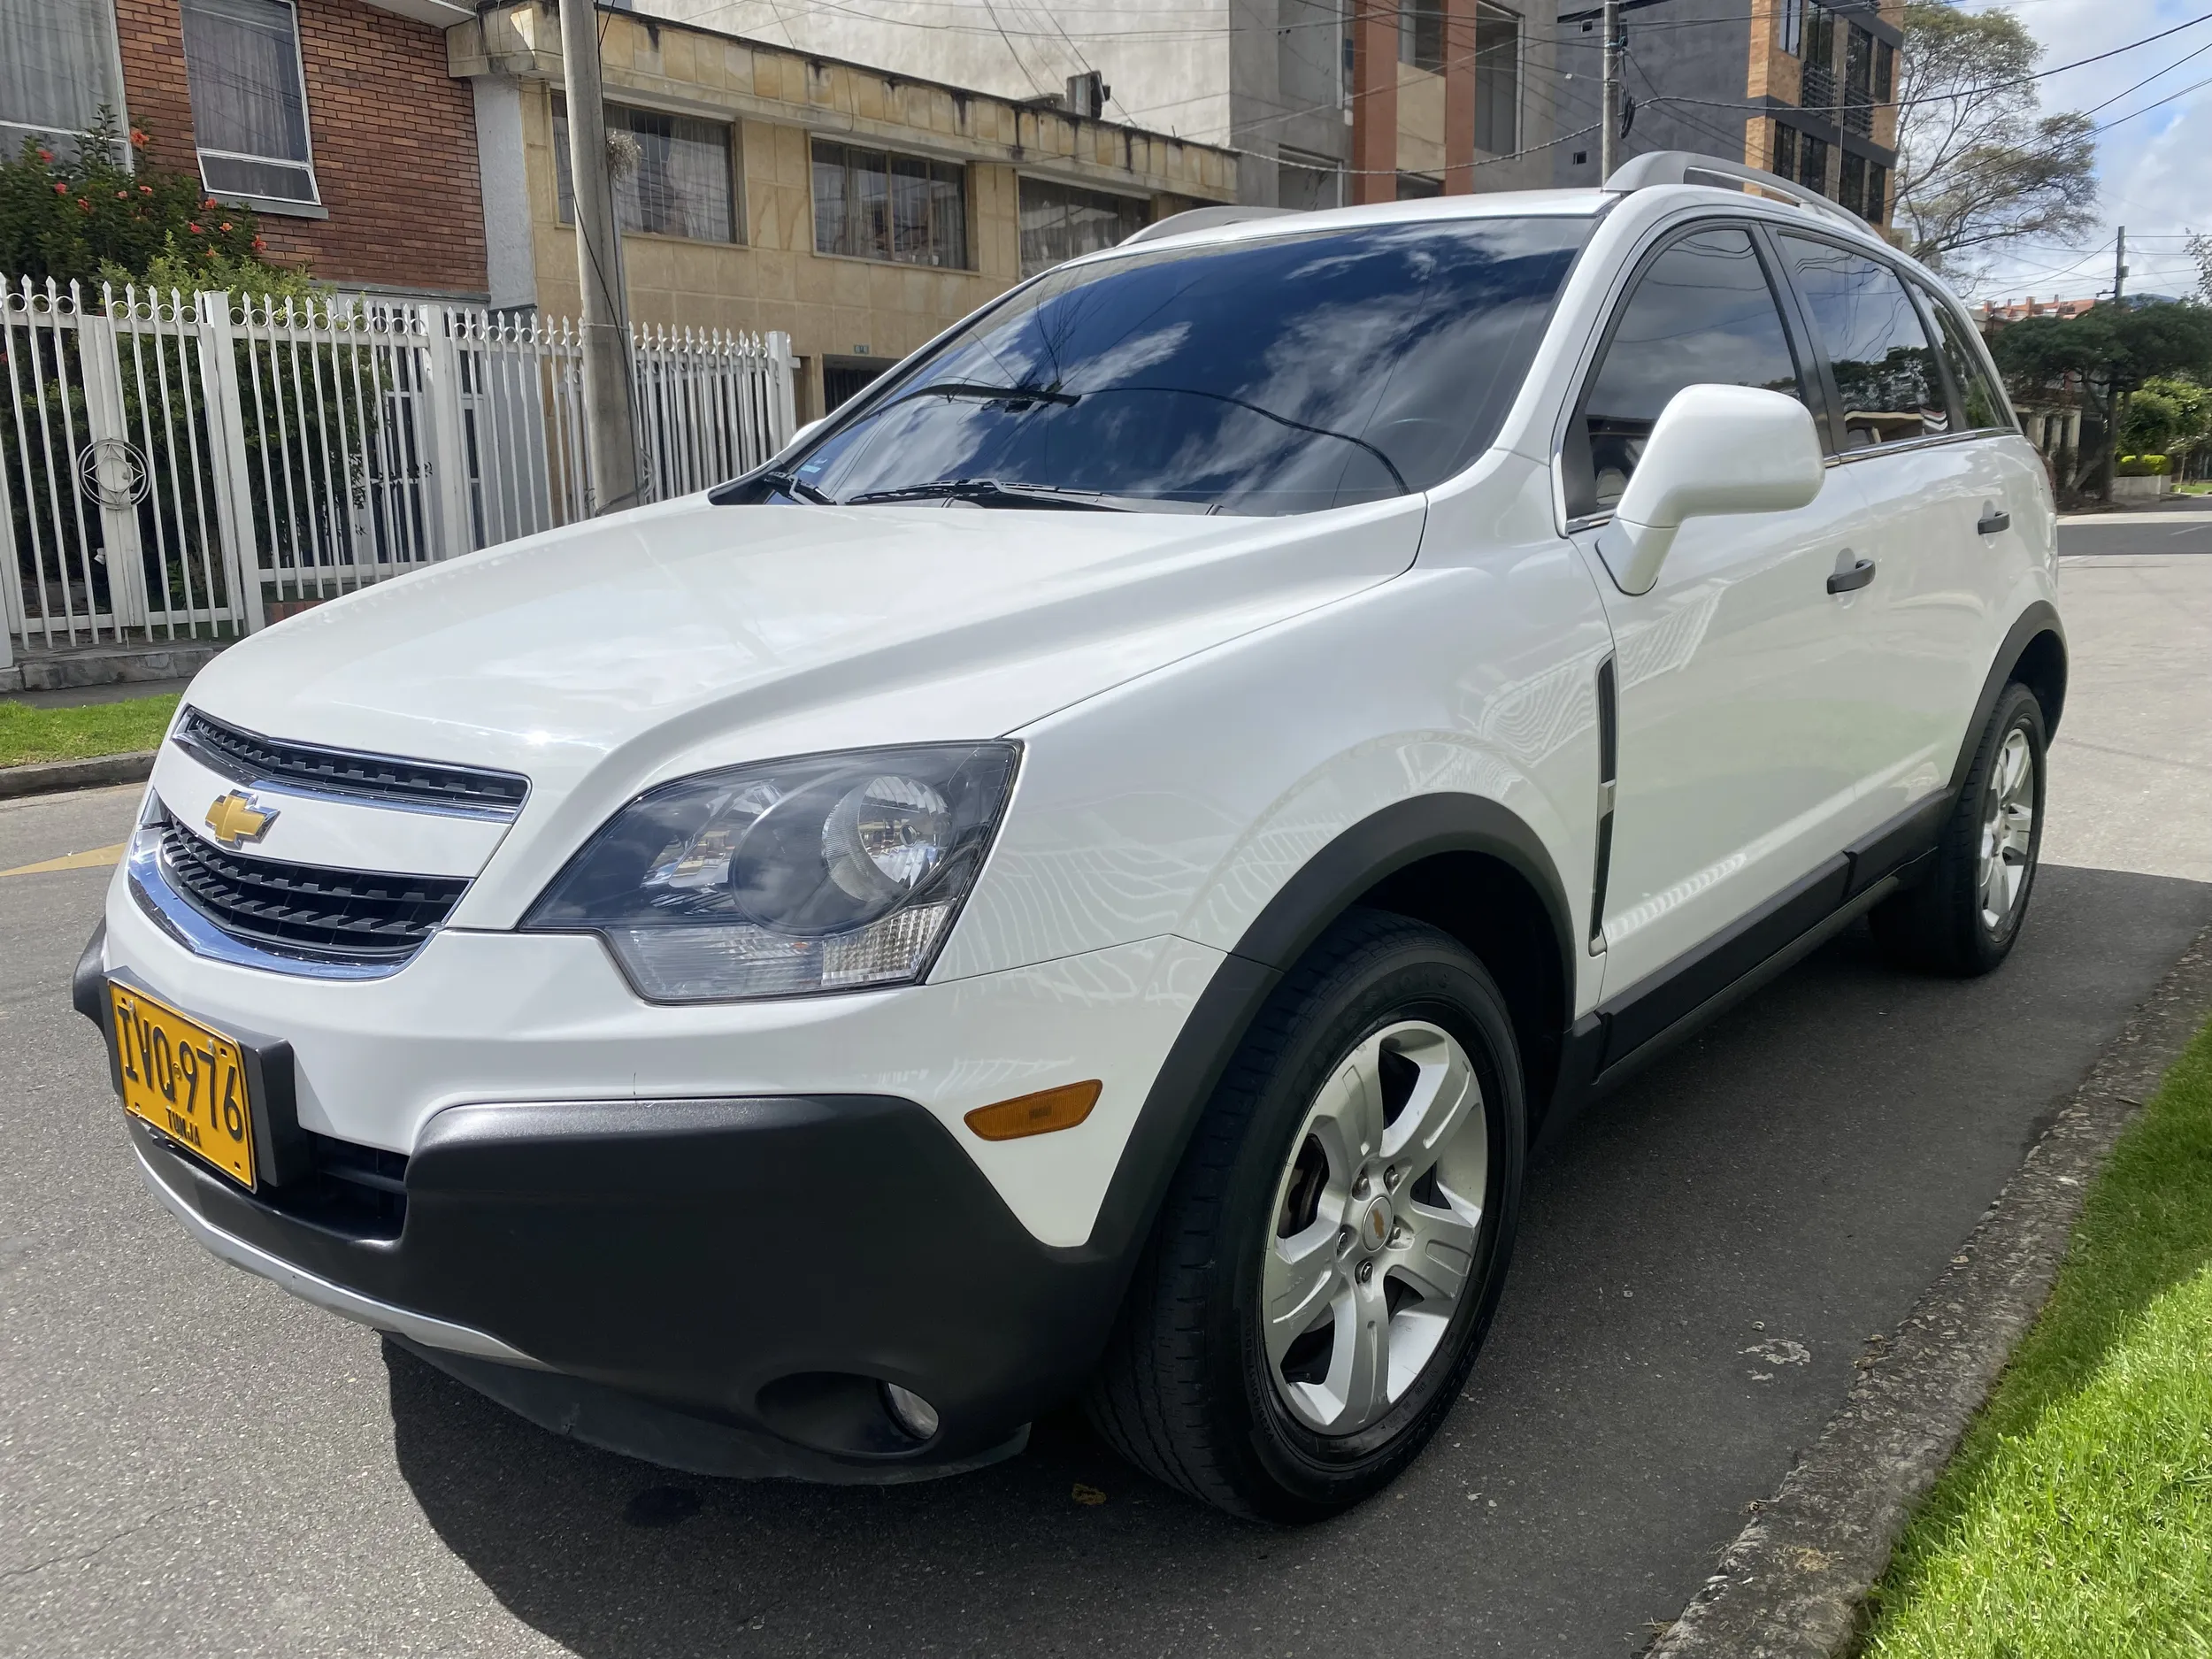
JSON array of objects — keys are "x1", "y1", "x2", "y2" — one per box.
[{"x1": 1563, "y1": 221, "x2": 1879, "y2": 995}]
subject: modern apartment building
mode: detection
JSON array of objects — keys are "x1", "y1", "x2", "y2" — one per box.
[{"x1": 1547, "y1": 0, "x2": 1902, "y2": 222}]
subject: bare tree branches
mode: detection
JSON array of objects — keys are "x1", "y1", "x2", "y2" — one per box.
[{"x1": 1894, "y1": 1, "x2": 2099, "y2": 280}]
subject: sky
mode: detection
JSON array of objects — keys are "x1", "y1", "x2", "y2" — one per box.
[{"x1": 1959, "y1": 0, "x2": 2212, "y2": 304}]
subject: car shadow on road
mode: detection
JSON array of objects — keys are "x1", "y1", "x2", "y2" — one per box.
[
  {"x1": 384, "y1": 1340, "x2": 1275, "y2": 1655},
  {"x1": 386, "y1": 865, "x2": 2212, "y2": 1659}
]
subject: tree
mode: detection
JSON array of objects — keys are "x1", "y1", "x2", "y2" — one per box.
[
  {"x1": 1893, "y1": 2, "x2": 2099, "y2": 281},
  {"x1": 1990, "y1": 304, "x2": 2212, "y2": 495},
  {"x1": 0, "y1": 113, "x2": 266, "y2": 288},
  {"x1": 2123, "y1": 374, "x2": 2212, "y2": 478}
]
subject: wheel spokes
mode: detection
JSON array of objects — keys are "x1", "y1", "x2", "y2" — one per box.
[
  {"x1": 1390, "y1": 1194, "x2": 1479, "y2": 1307},
  {"x1": 1307, "y1": 1040, "x2": 1389, "y2": 1173},
  {"x1": 1317, "y1": 1267, "x2": 1392, "y2": 1431},
  {"x1": 1262, "y1": 1018, "x2": 1492, "y2": 1437},
  {"x1": 1262, "y1": 1230, "x2": 1343, "y2": 1366},
  {"x1": 1380, "y1": 1025, "x2": 1480, "y2": 1183}
]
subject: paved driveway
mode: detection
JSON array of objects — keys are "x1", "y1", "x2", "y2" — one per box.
[{"x1": 4, "y1": 549, "x2": 2208, "y2": 1658}]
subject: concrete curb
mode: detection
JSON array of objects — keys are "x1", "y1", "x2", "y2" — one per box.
[
  {"x1": 1647, "y1": 924, "x2": 2212, "y2": 1659},
  {"x1": 0, "y1": 751, "x2": 156, "y2": 803}
]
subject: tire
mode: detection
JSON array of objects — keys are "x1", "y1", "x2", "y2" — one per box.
[
  {"x1": 1870, "y1": 680, "x2": 2047, "y2": 977},
  {"x1": 1084, "y1": 908, "x2": 1525, "y2": 1522}
]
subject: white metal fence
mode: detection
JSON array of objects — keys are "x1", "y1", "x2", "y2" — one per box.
[{"x1": 0, "y1": 278, "x2": 795, "y2": 656}]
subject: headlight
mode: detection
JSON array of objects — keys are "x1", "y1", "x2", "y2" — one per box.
[{"x1": 525, "y1": 743, "x2": 1018, "y2": 1002}]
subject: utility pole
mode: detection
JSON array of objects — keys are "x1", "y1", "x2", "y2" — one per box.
[
  {"x1": 560, "y1": 0, "x2": 641, "y2": 516},
  {"x1": 2100, "y1": 227, "x2": 2130, "y2": 501},
  {"x1": 1600, "y1": 0, "x2": 1624, "y2": 180}
]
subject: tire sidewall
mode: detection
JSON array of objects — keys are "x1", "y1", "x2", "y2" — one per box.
[
  {"x1": 1207, "y1": 933, "x2": 1525, "y2": 1517},
  {"x1": 1968, "y1": 684, "x2": 2048, "y2": 964}
]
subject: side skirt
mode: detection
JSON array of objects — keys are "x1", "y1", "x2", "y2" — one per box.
[{"x1": 1538, "y1": 789, "x2": 1949, "y2": 1154}]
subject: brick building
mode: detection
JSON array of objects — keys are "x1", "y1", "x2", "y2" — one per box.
[
  {"x1": 6, "y1": 0, "x2": 490, "y2": 300},
  {"x1": 5, "y1": 0, "x2": 1233, "y2": 415}
]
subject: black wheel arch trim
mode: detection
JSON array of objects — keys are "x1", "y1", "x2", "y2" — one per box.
[
  {"x1": 1958, "y1": 602, "x2": 2066, "y2": 792},
  {"x1": 1073, "y1": 793, "x2": 1576, "y2": 1269}
]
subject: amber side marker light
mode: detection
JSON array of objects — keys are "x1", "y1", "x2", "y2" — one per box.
[{"x1": 964, "y1": 1079, "x2": 1102, "y2": 1141}]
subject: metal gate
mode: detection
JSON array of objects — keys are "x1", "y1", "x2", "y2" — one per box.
[{"x1": 1, "y1": 278, "x2": 796, "y2": 659}]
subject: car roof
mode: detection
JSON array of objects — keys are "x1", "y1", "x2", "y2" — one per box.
[{"x1": 1093, "y1": 180, "x2": 1901, "y2": 269}]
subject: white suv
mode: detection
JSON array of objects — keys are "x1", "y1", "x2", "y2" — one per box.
[{"x1": 78, "y1": 153, "x2": 2062, "y2": 1522}]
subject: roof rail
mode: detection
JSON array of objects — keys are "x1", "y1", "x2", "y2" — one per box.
[
  {"x1": 1121, "y1": 205, "x2": 1303, "y2": 246},
  {"x1": 1604, "y1": 150, "x2": 1867, "y2": 231}
]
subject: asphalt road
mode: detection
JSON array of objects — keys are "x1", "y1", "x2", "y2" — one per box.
[
  {"x1": 5, "y1": 549, "x2": 2210, "y2": 1659},
  {"x1": 2056, "y1": 500, "x2": 2212, "y2": 558}
]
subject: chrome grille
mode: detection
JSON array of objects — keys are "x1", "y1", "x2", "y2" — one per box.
[
  {"x1": 153, "y1": 810, "x2": 469, "y2": 963},
  {"x1": 176, "y1": 708, "x2": 528, "y2": 818}
]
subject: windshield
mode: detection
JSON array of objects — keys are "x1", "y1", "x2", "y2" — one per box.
[{"x1": 745, "y1": 215, "x2": 1592, "y2": 516}]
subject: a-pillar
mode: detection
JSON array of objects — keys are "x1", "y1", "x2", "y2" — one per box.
[
  {"x1": 1443, "y1": 0, "x2": 1478, "y2": 192},
  {"x1": 1350, "y1": 0, "x2": 1400, "y2": 204}
]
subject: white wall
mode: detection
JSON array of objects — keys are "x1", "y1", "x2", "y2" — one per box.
[{"x1": 637, "y1": 0, "x2": 1237, "y2": 145}]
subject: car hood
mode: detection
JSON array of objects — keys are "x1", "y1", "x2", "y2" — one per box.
[{"x1": 183, "y1": 491, "x2": 1427, "y2": 904}]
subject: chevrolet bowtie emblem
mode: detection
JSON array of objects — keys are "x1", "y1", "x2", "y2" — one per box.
[{"x1": 204, "y1": 790, "x2": 278, "y2": 849}]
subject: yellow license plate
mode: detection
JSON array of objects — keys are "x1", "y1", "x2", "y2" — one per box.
[{"x1": 110, "y1": 984, "x2": 257, "y2": 1189}]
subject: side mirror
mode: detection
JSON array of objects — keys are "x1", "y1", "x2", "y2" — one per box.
[{"x1": 1594, "y1": 384, "x2": 1825, "y2": 595}]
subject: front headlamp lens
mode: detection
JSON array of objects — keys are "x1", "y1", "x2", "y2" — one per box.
[{"x1": 526, "y1": 743, "x2": 1018, "y2": 1002}]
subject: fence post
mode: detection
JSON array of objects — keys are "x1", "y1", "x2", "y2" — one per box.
[
  {"x1": 74, "y1": 297, "x2": 151, "y2": 630},
  {"x1": 419, "y1": 303, "x2": 476, "y2": 557},
  {"x1": 767, "y1": 332, "x2": 797, "y2": 451},
  {"x1": 195, "y1": 290, "x2": 266, "y2": 634}
]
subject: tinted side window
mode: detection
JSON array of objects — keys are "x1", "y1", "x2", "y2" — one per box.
[
  {"x1": 1916, "y1": 283, "x2": 2012, "y2": 432},
  {"x1": 1568, "y1": 227, "x2": 1806, "y2": 519},
  {"x1": 1778, "y1": 235, "x2": 1946, "y2": 448}
]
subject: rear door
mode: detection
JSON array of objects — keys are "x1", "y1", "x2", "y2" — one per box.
[
  {"x1": 1563, "y1": 220, "x2": 1878, "y2": 995},
  {"x1": 1770, "y1": 233, "x2": 2006, "y2": 834}
]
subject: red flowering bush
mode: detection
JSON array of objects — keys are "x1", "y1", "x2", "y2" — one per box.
[{"x1": 0, "y1": 112, "x2": 265, "y2": 287}]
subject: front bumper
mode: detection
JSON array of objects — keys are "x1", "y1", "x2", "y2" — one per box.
[
  {"x1": 123, "y1": 1082, "x2": 1127, "y2": 1476},
  {"x1": 84, "y1": 867, "x2": 1235, "y2": 1476}
]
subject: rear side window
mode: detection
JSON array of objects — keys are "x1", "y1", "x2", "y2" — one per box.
[
  {"x1": 1916, "y1": 283, "x2": 2013, "y2": 433},
  {"x1": 1778, "y1": 235, "x2": 1946, "y2": 449},
  {"x1": 1566, "y1": 226, "x2": 1809, "y2": 520}
]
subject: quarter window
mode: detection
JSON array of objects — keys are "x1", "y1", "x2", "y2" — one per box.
[
  {"x1": 1778, "y1": 235, "x2": 1946, "y2": 448},
  {"x1": 1567, "y1": 226, "x2": 1809, "y2": 519},
  {"x1": 180, "y1": 0, "x2": 318, "y2": 206},
  {"x1": 554, "y1": 99, "x2": 737, "y2": 242},
  {"x1": 1916, "y1": 283, "x2": 2012, "y2": 432},
  {"x1": 1018, "y1": 178, "x2": 1146, "y2": 278},
  {"x1": 812, "y1": 140, "x2": 969, "y2": 269}
]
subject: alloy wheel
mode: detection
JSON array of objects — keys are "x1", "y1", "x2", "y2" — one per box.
[
  {"x1": 1261, "y1": 1019, "x2": 1488, "y2": 1436},
  {"x1": 1978, "y1": 728, "x2": 2037, "y2": 933}
]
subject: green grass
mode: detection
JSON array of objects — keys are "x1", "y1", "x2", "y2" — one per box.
[
  {"x1": 1862, "y1": 1019, "x2": 2212, "y2": 1658},
  {"x1": 2175, "y1": 481, "x2": 2212, "y2": 497},
  {"x1": 0, "y1": 694, "x2": 179, "y2": 768}
]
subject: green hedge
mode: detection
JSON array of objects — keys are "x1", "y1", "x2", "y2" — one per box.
[{"x1": 2115, "y1": 454, "x2": 2170, "y2": 478}]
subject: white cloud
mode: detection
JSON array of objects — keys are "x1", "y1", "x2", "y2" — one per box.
[{"x1": 1959, "y1": 0, "x2": 2211, "y2": 303}]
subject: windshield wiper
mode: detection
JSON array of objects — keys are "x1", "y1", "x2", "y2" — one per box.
[
  {"x1": 841, "y1": 478, "x2": 1128, "y2": 511},
  {"x1": 890, "y1": 380, "x2": 1081, "y2": 410}
]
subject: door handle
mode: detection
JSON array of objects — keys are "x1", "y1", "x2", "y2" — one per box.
[
  {"x1": 1826, "y1": 554, "x2": 1877, "y2": 595},
  {"x1": 1978, "y1": 507, "x2": 2011, "y2": 535}
]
